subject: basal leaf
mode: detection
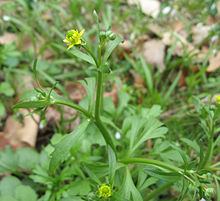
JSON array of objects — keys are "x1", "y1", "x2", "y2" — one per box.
[{"x1": 49, "y1": 120, "x2": 89, "y2": 173}]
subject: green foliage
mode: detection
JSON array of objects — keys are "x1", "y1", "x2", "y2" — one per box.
[{"x1": 0, "y1": 1, "x2": 219, "y2": 200}]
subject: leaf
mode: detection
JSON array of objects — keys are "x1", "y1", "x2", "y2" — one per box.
[
  {"x1": 102, "y1": 34, "x2": 123, "y2": 64},
  {"x1": 139, "y1": 177, "x2": 158, "y2": 191},
  {"x1": 163, "y1": 71, "x2": 181, "y2": 103},
  {"x1": 17, "y1": 148, "x2": 39, "y2": 171},
  {"x1": 144, "y1": 167, "x2": 181, "y2": 182},
  {"x1": 13, "y1": 100, "x2": 50, "y2": 109},
  {"x1": 0, "y1": 82, "x2": 14, "y2": 96},
  {"x1": 0, "y1": 146, "x2": 18, "y2": 174},
  {"x1": 0, "y1": 195, "x2": 17, "y2": 201},
  {"x1": 70, "y1": 47, "x2": 95, "y2": 65},
  {"x1": 51, "y1": 43, "x2": 95, "y2": 65},
  {"x1": 81, "y1": 163, "x2": 102, "y2": 185},
  {"x1": 0, "y1": 102, "x2": 5, "y2": 117},
  {"x1": 140, "y1": 56, "x2": 153, "y2": 93},
  {"x1": 78, "y1": 77, "x2": 96, "y2": 113},
  {"x1": 15, "y1": 185, "x2": 37, "y2": 201},
  {"x1": 119, "y1": 167, "x2": 143, "y2": 201},
  {"x1": 108, "y1": 146, "x2": 116, "y2": 184},
  {"x1": 49, "y1": 120, "x2": 90, "y2": 173},
  {"x1": 130, "y1": 117, "x2": 168, "y2": 153},
  {"x1": 180, "y1": 138, "x2": 200, "y2": 153},
  {"x1": 0, "y1": 176, "x2": 21, "y2": 196},
  {"x1": 67, "y1": 180, "x2": 91, "y2": 195}
]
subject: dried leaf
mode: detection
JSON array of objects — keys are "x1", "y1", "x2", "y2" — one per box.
[
  {"x1": 127, "y1": 0, "x2": 160, "y2": 18},
  {"x1": 3, "y1": 109, "x2": 40, "y2": 148},
  {"x1": 142, "y1": 40, "x2": 165, "y2": 71},
  {"x1": 207, "y1": 51, "x2": 220, "y2": 72},
  {"x1": 0, "y1": 33, "x2": 18, "y2": 45}
]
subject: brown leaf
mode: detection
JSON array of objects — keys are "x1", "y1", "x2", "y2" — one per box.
[
  {"x1": 142, "y1": 40, "x2": 165, "y2": 71},
  {"x1": 127, "y1": 0, "x2": 160, "y2": 18},
  {"x1": 0, "y1": 33, "x2": 18, "y2": 44},
  {"x1": 3, "y1": 109, "x2": 40, "y2": 148},
  {"x1": 207, "y1": 51, "x2": 220, "y2": 72}
]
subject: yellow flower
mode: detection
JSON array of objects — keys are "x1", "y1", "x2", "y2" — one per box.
[
  {"x1": 216, "y1": 95, "x2": 220, "y2": 104},
  {"x1": 99, "y1": 184, "x2": 111, "y2": 198},
  {"x1": 63, "y1": 29, "x2": 85, "y2": 50}
]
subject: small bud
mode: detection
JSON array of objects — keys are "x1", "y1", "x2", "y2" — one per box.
[
  {"x1": 109, "y1": 33, "x2": 116, "y2": 40},
  {"x1": 205, "y1": 188, "x2": 215, "y2": 197}
]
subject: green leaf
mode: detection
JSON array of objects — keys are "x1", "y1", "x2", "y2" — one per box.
[
  {"x1": 0, "y1": 195, "x2": 17, "y2": 201},
  {"x1": 0, "y1": 82, "x2": 14, "y2": 96},
  {"x1": 67, "y1": 180, "x2": 91, "y2": 195},
  {"x1": 144, "y1": 167, "x2": 181, "y2": 182},
  {"x1": 0, "y1": 102, "x2": 5, "y2": 117},
  {"x1": 108, "y1": 146, "x2": 116, "y2": 184},
  {"x1": 102, "y1": 34, "x2": 123, "y2": 64},
  {"x1": 60, "y1": 197, "x2": 83, "y2": 201},
  {"x1": 17, "y1": 148, "x2": 39, "y2": 171},
  {"x1": 49, "y1": 120, "x2": 90, "y2": 173},
  {"x1": 0, "y1": 146, "x2": 18, "y2": 174},
  {"x1": 70, "y1": 47, "x2": 95, "y2": 65},
  {"x1": 0, "y1": 176, "x2": 21, "y2": 196},
  {"x1": 127, "y1": 116, "x2": 168, "y2": 153},
  {"x1": 15, "y1": 185, "x2": 37, "y2": 201},
  {"x1": 51, "y1": 43, "x2": 95, "y2": 65},
  {"x1": 139, "y1": 177, "x2": 158, "y2": 192},
  {"x1": 163, "y1": 71, "x2": 182, "y2": 103},
  {"x1": 81, "y1": 163, "x2": 101, "y2": 185},
  {"x1": 13, "y1": 100, "x2": 50, "y2": 109},
  {"x1": 78, "y1": 77, "x2": 96, "y2": 113},
  {"x1": 119, "y1": 167, "x2": 143, "y2": 201},
  {"x1": 140, "y1": 56, "x2": 153, "y2": 93},
  {"x1": 180, "y1": 138, "x2": 200, "y2": 153}
]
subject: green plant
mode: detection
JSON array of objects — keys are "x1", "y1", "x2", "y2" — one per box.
[{"x1": 0, "y1": 10, "x2": 219, "y2": 201}]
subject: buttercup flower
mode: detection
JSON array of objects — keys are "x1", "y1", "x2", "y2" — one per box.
[
  {"x1": 63, "y1": 29, "x2": 85, "y2": 50},
  {"x1": 99, "y1": 184, "x2": 111, "y2": 198},
  {"x1": 216, "y1": 95, "x2": 220, "y2": 104}
]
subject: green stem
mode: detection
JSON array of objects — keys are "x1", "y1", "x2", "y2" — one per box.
[
  {"x1": 83, "y1": 44, "x2": 116, "y2": 154},
  {"x1": 82, "y1": 45, "x2": 99, "y2": 67},
  {"x1": 54, "y1": 100, "x2": 92, "y2": 119},
  {"x1": 144, "y1": 182, "x2": 173, "y2": 201},
  {"x1": 120, "y1": 158, "x2": 183, "y2": 174},
  {"x1": 95, "y1": 71, "x2": 103, "y2": 118},
  {"x1": 200, "y1": 124, "x2": 214, "y2": 169}
]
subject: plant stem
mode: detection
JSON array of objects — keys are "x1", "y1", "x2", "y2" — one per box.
[
  {"x1": 199, "y1": 124, "x2": 214, "y2": 169},
  {"x1": 83, "y1": 44, "x2": 116, "y2": 153},
  {"x1": 120, "y1": 158, "x2": 183, "y2": 174},
  {"x1": 54, "y1": 100, "x2": 92, "y2": 119},
  {"x1": 82, "y1": 45, "x2": 99, "y2": 67},
  {"x1": 95, "y1": 71, "x2": 103, "y2": 118}
]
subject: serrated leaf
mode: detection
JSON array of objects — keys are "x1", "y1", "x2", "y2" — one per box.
[
  {"x1": 102, "y1": 34, "x2": 123, "y2": 64},
  {"x1": 49, "y1": 120, "x2": 89, "y2": 173},
  {"x1": 15, "y1": 185, "x2": 37, "y2": 201}
]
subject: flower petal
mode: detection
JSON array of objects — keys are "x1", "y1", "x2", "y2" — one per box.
[{"x1": 79, "y1": 29, "x2": 85, "y2": 36}]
